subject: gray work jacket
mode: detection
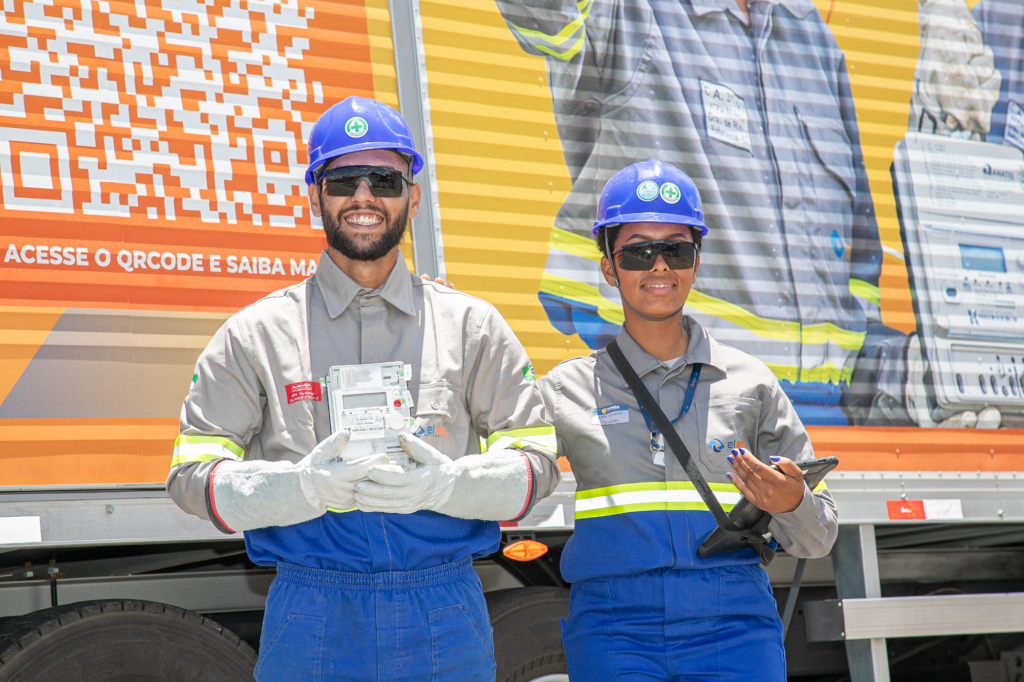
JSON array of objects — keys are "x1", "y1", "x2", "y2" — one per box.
[
  {"x1": 168, "y1": 251, "x2": 559, "y2": 571},
  {"x1": 535, "y1": 316, "x2": 838, "y2": 582}
]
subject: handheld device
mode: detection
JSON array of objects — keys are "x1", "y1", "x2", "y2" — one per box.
[
  {"x1": 696, "y1": 456, "x2": 838, "y2": 558},
  {"x1": 893, "y1": 133, "x2": 1024, "y2": 416},
  {"x1": 320, "y1": 362, "x2": 418, "y2": 469}
]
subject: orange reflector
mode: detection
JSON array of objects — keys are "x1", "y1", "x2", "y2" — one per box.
[{"x1": 502, "y1": 539, "x2": 549, "y2": 562}]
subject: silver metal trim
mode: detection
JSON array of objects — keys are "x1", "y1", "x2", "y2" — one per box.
[
  {"x1": 388, "y1": 0, "x2": 445, "y2": 279},
  {"x1": 810, "y1": 592, "x2": 1024, "y2": 641}
]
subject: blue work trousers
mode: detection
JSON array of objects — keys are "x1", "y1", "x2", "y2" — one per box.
[
  {"x1": 255, "y1": 559, "x2": 496, "y2": 682},
  {"x1": 563, "y1": 564, "x2": 786, "y2": 681}
]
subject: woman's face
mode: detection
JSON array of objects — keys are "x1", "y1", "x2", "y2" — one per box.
[{"x1": 600, "y1": 222, "x2": 700, "y2": 320}]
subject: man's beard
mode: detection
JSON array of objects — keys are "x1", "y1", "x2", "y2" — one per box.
[{"x1": 322, "y1": 199, "x2": 408, "y2": 262}]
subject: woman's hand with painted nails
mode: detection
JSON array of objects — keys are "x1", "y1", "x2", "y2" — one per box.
[{"x1": 725, "y1": 449, "x2": 805, "y2": 514}]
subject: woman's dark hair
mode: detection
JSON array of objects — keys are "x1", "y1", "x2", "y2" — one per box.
[{"x1": 594, "y1": 224, "x2": 703, "y2": 259}]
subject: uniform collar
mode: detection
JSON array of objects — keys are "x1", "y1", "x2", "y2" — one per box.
[
  {"x1": 688, "y1": 0, "x2": 815, "y2": 19},
  {"x1": 612, "y1": 315, "x2": 727, "y2": 377},
  {"x1": 313, "y1": 249, "x2": 417, "y2": 318}
]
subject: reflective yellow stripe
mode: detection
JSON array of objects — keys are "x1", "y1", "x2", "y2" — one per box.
[
  {"x1": 800, "y1": 322, "x2": 867, "y2": 353},
  {"x1": 486, "y1": 426, "x2": 557, "y2": 455},
  {"x1": 326, "y1": 506, "x2": 357, "y2": 513},
  {"x1": 170, "y1": 434, "x2": 244, "y2": 468},
  {"x1": 506, "y1": 0, "x2": 592, "y2": 62},
  {"x1": 574, "y1": 481, "x2": 741, "y2": 520},
  {"x1": 849, "y1": 278, "x2": 880, "y2": 308},
  {"x1": 539, "y1": 272, "x2": 625, "y2": 326},
  {"x1": 549, "y1": 227, "x2": 601, "y2": 262},
  {"x1": 576, "y1": 480, "x2": 741, "y2": 499},
  {"x1": 687, "y1": 289, "x2": 800, "y2": 343}
]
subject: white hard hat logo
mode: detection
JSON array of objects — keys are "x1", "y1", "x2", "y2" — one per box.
[
  {"x1": 637, "y1": 181, "x2": 659, "y2": 201},
  {"x1": 345, "y1": 116, "x2": 368, "y2": 138},
  {"x1": 660, "y1": 182, "x2": 681, "y2": 204}
]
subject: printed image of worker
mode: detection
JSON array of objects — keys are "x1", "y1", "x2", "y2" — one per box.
[
  {"x1": 872, "y1": 0, "x2": 1015, "y2": 429},
  {"x1": 166, "y1": 96, "x2": 560, "y2": 681},
  {"x1": 510, "y1": 159, "x2": 837, "y2": 680},
  {"x1": 495, "y1": 0, "x2": 889, "y2": 427}
]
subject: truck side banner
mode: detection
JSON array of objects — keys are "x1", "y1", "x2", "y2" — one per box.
[{"x1": 2, "y1": 0, "x2": 1023, "y2": 486}]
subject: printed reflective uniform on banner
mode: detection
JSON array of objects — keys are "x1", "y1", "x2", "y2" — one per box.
[
  {"x1": 499, "y1": 0, "x2": 884, "y2": 424},
  {"x1": 168, "y1": 251, "x2": 559, "y2": 681},
  {"x1": 534, "y1": 317, "x2": 837, "y2": 681}
]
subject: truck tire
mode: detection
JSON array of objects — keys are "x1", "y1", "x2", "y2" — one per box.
[
  {"x1": 487, "y1": 586, "x2": 570, "y2": 682},
  {"x1": 0, "y1": 599, "x2": 257, "y2": 682}
]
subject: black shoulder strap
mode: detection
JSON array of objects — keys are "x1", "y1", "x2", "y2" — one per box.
[{"x1": 606, "y1": 340, "x2": 775, "y2": 563}]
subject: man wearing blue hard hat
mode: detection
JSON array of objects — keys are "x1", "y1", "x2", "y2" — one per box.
[
  {"x1": 525, "y1": 159, "x2": 837, "y2": 679},
  {"x1": 167, "y1": 96, "x2": 560, "y2": 681}
]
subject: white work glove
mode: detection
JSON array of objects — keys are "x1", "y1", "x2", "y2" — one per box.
[
  {"x1": 354, "y1": 433, "x2": 459, "y2": 515},
  {"x1": 297, "y1": 430, "x2": 391, "y2": 513},
  {"x1": 354, "y1": 432, "x2": 534, "y2": 520},
  {"x1": 909, "y1": 0, "x2": 1001, "y2": 139},
  {"x1": 210, "y1": 430, "x2": 389, "y2": 532},
  {"x1": 905, "y1": 334, "x2": 1001, "y2": 429}
]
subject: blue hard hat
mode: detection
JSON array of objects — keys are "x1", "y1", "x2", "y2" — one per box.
[
  {"x1": 592, "y1": 159, "x2": 707, "y2": 236},
  {"x1": 305, "y1": 96, "x2": 424, "y2": 186}
]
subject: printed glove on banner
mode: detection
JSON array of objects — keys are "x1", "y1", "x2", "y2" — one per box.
[
  {"x1": 210, "y1": 430, "x2": 389, "y2": 532},
  {"x1": 905, "y1": 334, "x2": 1001, "y2": 429},
  {"x1": 909, "y1": 0, "x2": 1001, "y2": 138},
  {"x1": 355, "y1": 432, "x2": 532, "y2": 520}
]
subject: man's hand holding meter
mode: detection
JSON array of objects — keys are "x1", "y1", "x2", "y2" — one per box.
[
  {"x1": 353, "y1": 432, "x2": 539, "y2": 521},
  {"x1": 299, "y1": 430, "x2": 391, "y2": 513}
]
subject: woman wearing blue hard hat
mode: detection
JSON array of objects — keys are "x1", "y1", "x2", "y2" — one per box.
[{"x1": 528, "y1": 160, "x2": 839, "y2": 680}]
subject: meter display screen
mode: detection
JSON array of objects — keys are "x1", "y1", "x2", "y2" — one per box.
[
  {"x1": 342, "y1": 392, "x2": 388, "y2": 409},
  {"x1": 960, "y1": 244, "x2": 1006, "y2": 273}
]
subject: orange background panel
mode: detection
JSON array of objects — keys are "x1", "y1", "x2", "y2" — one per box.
[
  {"x1": 4, "y1": 420, "x2": 1024, "y2": 490},
  {"x1": 0, "y1": 418, "x2": 180, "y2": 487},
  {"x1": 807, "y1": 426, "x2": 1024, "y2": 472}
]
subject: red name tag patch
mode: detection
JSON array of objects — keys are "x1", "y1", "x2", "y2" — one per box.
[{"x1": 286, "y1": 381, "x2": 321, "y2": 404}]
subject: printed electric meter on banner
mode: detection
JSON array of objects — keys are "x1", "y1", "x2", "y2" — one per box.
[
  {"x1": 321, "y1": 362, "x2": 418, "y2": 469},
  {"x1": 893, "y1": 133, "x2": 1024, "y2": 415}
]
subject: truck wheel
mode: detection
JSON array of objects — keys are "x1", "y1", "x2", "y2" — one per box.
[
  {"x1": 0, "y1": 599, "x2": 256, "y2": 681},
  {"x1": 487, "y1": 586, "x2": 570, "y2": 682}
]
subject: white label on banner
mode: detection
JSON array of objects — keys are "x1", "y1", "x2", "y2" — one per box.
[
  {"x1": 700, "y1": 80, "x2": 752, "y2": 152},
  {"x1": 0, "y1": 516, "x2": 42, "y2": 544},
  {"x1": 1005, "y1": 100, "x2": 1024, "y2": 151},
  {"x1": 923, "y1": 499, "x2": 964, "y2": 520}
]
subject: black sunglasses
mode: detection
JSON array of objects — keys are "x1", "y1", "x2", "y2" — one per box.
[
  {"x1": 318, "y1": 166, "x2": 413, "y2": 198},
  {"x1": 613, "y1": 239, "x2": 698, "y2": 271}
]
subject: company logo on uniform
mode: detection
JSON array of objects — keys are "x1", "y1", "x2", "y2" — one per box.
[
  {"x1": 637, "y1": 181, "x2": 659, "y2": 201},
  {"x1": 422, "y1": 424, "x2": 448, "y2": 439},
  {"x1": 831, "y1": 230, "x2": 845, "y2": 258},
  {"x1": 592, "y1": 404, "x2": 629, "y2": 425},
  {"x1": 190, "y1": 373, "x2": 198, "y2": 391},
  {"x1": 711, "y1": 438, "x2": 748, "y2": 452},
  {"x1": 522, "y1": 364, "x2": 536, "y2": 381},
  {"x1": 345, "y1": 116, "x2": 368, "y2": 138},
  {"x1": 659, "y1": 182, "x2": 681, "y2": 204}
]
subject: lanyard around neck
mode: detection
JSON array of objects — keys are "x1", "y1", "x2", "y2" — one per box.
[{"x1": 635, "y1": 363, "x2": 702, "y2": 435}]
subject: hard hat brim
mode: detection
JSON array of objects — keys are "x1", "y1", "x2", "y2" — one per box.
[
  {"x1": 592, "y1": 212, "x2": 708, "y2": 237},
  {"x1": 305, "y1": 141, "x2": 425, "y2": 185}
]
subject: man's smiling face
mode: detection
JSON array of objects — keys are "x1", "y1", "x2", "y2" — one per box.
[{"x1": 307, "y1": 149, "x2": 421, "y2": 262}]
